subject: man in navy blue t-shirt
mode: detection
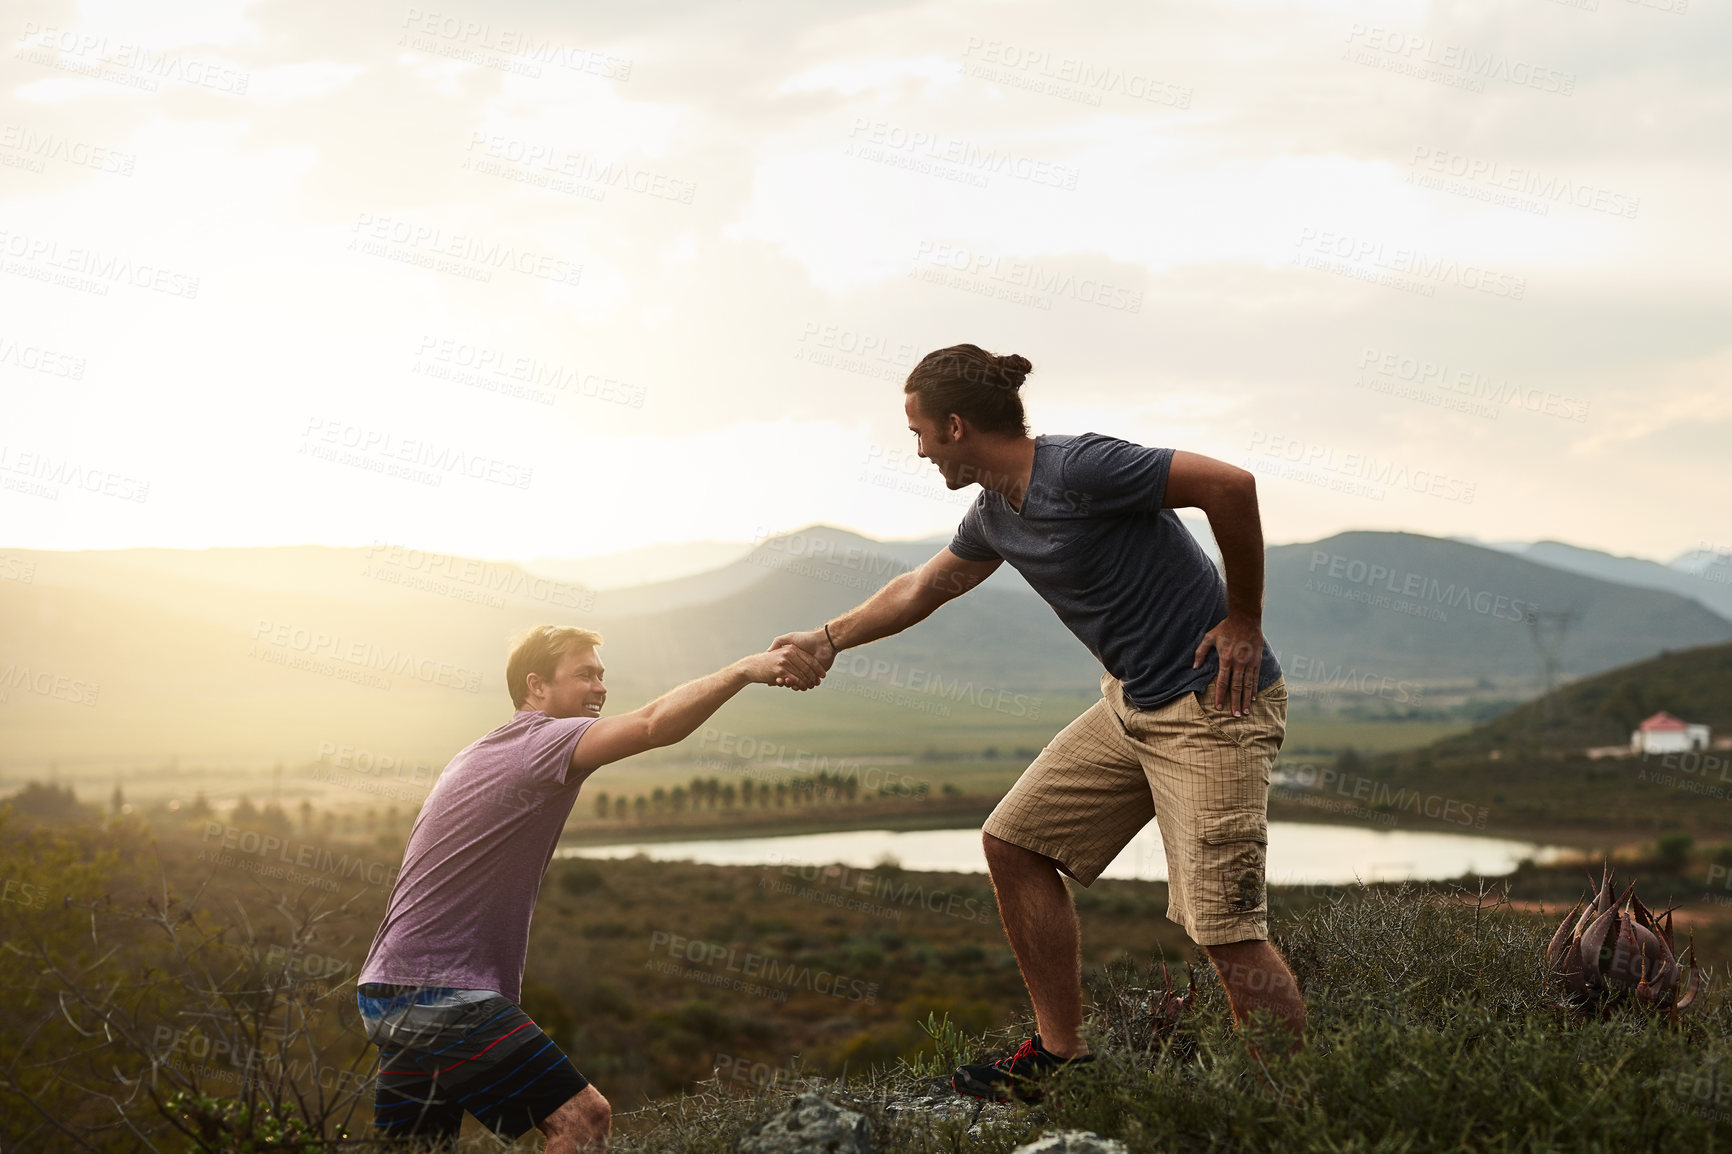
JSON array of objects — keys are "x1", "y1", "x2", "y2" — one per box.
[{"x1": 772, "y1": 343, "x2": 1303, "y2": 1102}]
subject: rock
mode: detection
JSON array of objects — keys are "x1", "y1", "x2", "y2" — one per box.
[
  {"x1": 879, "y1": 1081, "x2": 988, "y2": 1125},
  {"x1": 737, "y1": 1092, "x2": 870, "y2": 1154},
  {"x1": 1010, "y1": 1131, "x2": 1131, "y2": 1154},
  {"x1": 877, "y1": 1079, "x2": 1023, "y2": 1142}
]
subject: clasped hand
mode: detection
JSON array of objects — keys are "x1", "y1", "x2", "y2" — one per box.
[{"x1": 766, "y1": 628, "x2": 838, "y2": 691}]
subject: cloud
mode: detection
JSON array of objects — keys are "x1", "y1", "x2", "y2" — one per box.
[
  {"x1": 2, "y1": 0, "x2": 1727, "y2": 562},
  {"x1": 248, "y1": 60, "x2": 364, "y2": 102}
]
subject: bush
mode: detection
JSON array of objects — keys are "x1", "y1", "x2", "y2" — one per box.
[
  {"x1": 1658, "y1": 831, "x2": 1695, "y2": 867},
  {"x1": 2, "y1": 782, "x2": 97, "y2": 824}
]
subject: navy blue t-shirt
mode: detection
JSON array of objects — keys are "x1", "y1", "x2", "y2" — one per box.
[{"x1": 948, "y1": 433, "x2": 1282, "y2": 710}]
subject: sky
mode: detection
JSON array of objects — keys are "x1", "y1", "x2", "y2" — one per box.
[{"x1": 0, "y1": 0, "x2": 1727, "y2": 564}]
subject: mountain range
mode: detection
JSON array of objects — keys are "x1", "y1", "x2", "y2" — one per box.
[{"x1": 1, "y1": 526, "x2": 1727, "y2": 769}]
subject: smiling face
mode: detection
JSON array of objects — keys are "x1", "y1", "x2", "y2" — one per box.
[
  {"x1": 905, "y1": 391, "x2": 972, "y2": 489},
  {"x1": 524, "y1": 646, "x2": 607, "y2": 719}
]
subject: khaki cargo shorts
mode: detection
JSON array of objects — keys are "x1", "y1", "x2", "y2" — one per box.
[{"x1": 983, "y1": 671, "x2": 1287, "y2": 945}]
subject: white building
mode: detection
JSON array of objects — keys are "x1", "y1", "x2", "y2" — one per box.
[{"x1": 1631, "y1": 711, "x2": 1711, "y2": 754}]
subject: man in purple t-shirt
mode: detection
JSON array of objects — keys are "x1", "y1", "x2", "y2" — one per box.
[{"x1": 357, "y1": 625, "x2": 825, "y2": 1151}]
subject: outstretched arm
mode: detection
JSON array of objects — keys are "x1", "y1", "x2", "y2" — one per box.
[
  {"x1": 571, "y1": 647, "x2": 826, "y2": 774},
  {"x1": 770, "y1": 548, "x2": 1001, "y2": 676},
  {"x1": 1163, "y1": 450, "x2": 1266, "y2": 716}
]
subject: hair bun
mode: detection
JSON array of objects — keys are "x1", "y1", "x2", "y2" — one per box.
[{"x1": 997, "y1": 353, "x2": 1032, "y2": 386}]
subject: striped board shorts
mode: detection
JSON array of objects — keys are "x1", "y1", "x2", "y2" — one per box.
[
  {"x1": 357, "y1": 983, "x2": 588, "y2": 1142},
  {"x1": 983, "y1": 672, "x2": 1287, "y2": 946}
]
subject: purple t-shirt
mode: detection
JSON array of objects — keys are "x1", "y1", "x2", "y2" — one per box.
[{"x1": 358, "y1": 710, "x2": 596, "y2": 1003}]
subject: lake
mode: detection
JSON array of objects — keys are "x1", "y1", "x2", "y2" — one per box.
[{"x1": 558, "y1": 822, "x2": 1572, "y2": 885}]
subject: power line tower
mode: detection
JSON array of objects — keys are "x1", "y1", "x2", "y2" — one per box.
[{"x1": 1527, "y1": 608, "x2": 1580, "y2": 723}]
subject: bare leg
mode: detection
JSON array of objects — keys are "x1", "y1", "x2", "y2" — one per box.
[
  {"x1": 1202, "y1": 939, "x2": 1306, "y2": 1052},
  {"x1": 983, "y1": 833, "x2": 1089, "y2": 1057},
  {"x1": 540, "y1": 1084, "x2": 611, "y2": 1153}
]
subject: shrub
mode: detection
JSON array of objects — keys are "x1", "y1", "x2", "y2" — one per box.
[{"x1": 1658, "y1": 832, "x2": 1695, "y2": 867}]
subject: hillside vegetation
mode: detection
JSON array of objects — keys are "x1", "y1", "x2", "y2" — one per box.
[
  {"x1": 1269, "y1": 642, "x2": 1732, "y2": 842},
  {"x1": 1428, "y1": 640, "x2": 1732, "y2": 757}
]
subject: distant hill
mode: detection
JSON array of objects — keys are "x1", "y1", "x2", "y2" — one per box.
[
  {"x1": 536, "y1": 513, "x2": 1223, "y2": 617},
  {"x1": 579, "y1": 527, "x2": 969, "y2": 619},
  {"x1": 586, "y1": 525, "x2": 1101, "y2": 690},
  {"x1": 523, "y1": 540, "x2": 754, "y2": 591},
  {"x1": 1511, "y1": 541, "x2": 1732, "y2": 620},
  {"x1": 0, "y1": 546, "x2": 546, "y2": 768},
  {"x1": 1262, "y1": 532, "x2": 1732, "y2": 688},
  {"x1": 1422, "y1": 640, "x2": 1732, "y2": 757},
  {"x1": 2, "y1": 525, "x2": 1727, "y2": 770},
  {"x1": 1671, "y1": 547, "x2": 1732, "y2": 584}
]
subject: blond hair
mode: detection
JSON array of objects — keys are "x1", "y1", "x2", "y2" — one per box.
[{"x1": 507, "y1": 625, "x2": 604, "y2": 708}]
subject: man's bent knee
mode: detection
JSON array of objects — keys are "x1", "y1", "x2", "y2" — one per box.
[{"x1": 542, "y1": 1084, "x2": 610, "y2": 1145}]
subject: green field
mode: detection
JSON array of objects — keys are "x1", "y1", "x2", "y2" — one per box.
[
  {"x1": 643, "y1": 685, "x2": 1100, "y2": 762},
  {"x1": 1281, "y1": 715, "x2": 1472, "y2": 756},
  {"x1": 582, "y1": 689, "x2": 1470, "y2": 810}
]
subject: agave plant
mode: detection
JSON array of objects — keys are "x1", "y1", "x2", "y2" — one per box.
[{"x1": 1546, "y1": 861, "x2": 1701, "y2": 1017}]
